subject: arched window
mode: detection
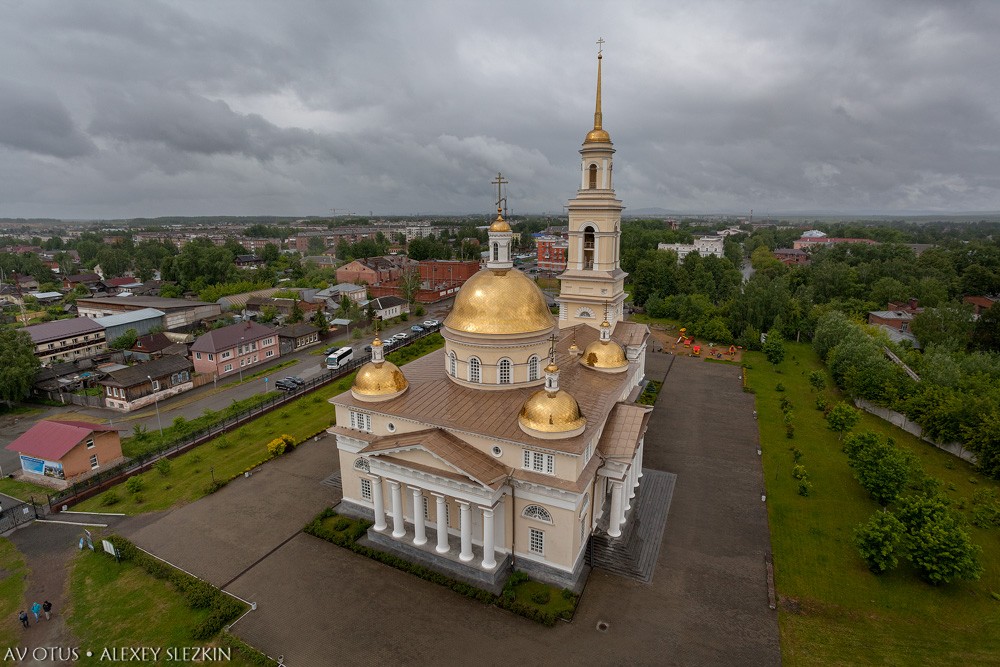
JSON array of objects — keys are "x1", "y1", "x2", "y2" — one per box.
[
  {"x1": 353, "y1": 457, "x2": 370, "y2": 473},
  {"x1": 498, "y1": 358, "x2": 512, "y2": 384},
  {"x1": 492, "y1": 243, "x2": 499, "y2": 261},
  {"x1": 583, "y1": 225, "x2": 596, "y2": 269},
  {"x1": 449, "y1": 351, "x2": 457, "y2": 377},
  {"x1": 523, "y1": 505, "x2": 553, "y2": 523},
  {"x1": 527, "y1": 355, "x2": 539, "y2": 381},
  {"x1": 576, "y1": 307, "x2": 595, "y2": 319},
  {"x1": 588, "y1": 163, "x2": 598, "y2": 189},
  {"x1": 469, "y1": 357, "x2": 481, "y2": 383}
]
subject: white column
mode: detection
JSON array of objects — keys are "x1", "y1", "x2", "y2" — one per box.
[
  {"x1": 481, "y1": 506, "x2": 496, "y2": 570},
  {"x1": 624, "y1": 467, "x2": 634, "y2": 512},
  {"x1": 389, "y1": 480, "x2": 405, "y2": 538},
  {"x1": 434, "y1": 494, "x2": 450, "y2": 554},
  {"x1": 459, "y1": 501, "x2": 474, "y2": 562},
  {"x1": 628, "y1": 462, "x2": 637, "y2": 499},
  {"x1": 608, "y1": 480, "x2": 624, "y2": 538},
  {"x1": 371, "y1": 476, "x2": 386, "y2": 532},
  {"x1": 637, "y1": 441, "x2": 644, "y2": 478},
  {"x1": 411, "y1": 486, "x2": 427, "y2": 546}
]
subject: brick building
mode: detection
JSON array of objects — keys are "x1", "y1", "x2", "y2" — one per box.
[
  {"x1": 536, "y1": 236, "x2": 569, "y2": 271},
  {"x1": 190, "y1": 321, "x2": 280, "y2": 378}
]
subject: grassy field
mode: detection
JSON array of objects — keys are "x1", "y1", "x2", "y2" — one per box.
[
  {"x1": 748, "y1": 342, "x2": 1000, "y2": 666},
  {"x1": 72, "y1": 334, "x2": 445, "y2": 515},
  {"x1": 67, "y1": 550, "x2": 255, "y2": 666},
  {"x1": 0, "y1": 477, "x2": 53, "y2": 502},
  {"x1": 0, "y1": 539, "x2": 28, "y2": 653}
]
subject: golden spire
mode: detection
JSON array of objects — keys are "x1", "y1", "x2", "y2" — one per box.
[{"x1": 585, "y1": 38, "x2": 611, "y2": 144}]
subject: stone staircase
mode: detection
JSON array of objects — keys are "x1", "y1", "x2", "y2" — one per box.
[
  {"x1": 321, "y1": 471, "x2": 342, "y2": 490},
  {"x1": 587, "y1": 469, "x2": 676, "y2": 583}
]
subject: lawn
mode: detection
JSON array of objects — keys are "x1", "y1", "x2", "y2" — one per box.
[
  {"x1": 0, "y1": 539, "x2": 28, "y2": 653},
  {"x1": 67, "y1": 550, "x2": 257, "y2": 666},
  {"x1": 748, "y1": 342, "x2": 1000, "y2": 666},
  {"x1": 0, "y1": 477, "x2": 53, "y2": 502},
  {"x1": 72, "y1": 335, "x2": 444, "y2": 514}
]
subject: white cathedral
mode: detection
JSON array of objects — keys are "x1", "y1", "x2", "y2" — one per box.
[{"x1": 328, "y1": 51, "x2": 652, "y2": 590}]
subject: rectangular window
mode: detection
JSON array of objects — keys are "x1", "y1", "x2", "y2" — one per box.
[
  {"x1": 89, "y1": 454, "x2": 99, "y2": 469},
  {"x1": 196, "y1": 352, "x2": 202, "y2": 360},
  {"x1": 86, "y1": 438, "x2": 95, "y2": 449},
  {"x1": 523, "y1": 450, "x2": 555, "y2": 475},
  {"x1": 151, "y1": 380, "x2": 160, "y2": 391},
  {"x1": 221, "y1": 351, "x2": 231, "y2": 360},
  {"x1": 265, "y1": 350, "x2": 274, "y2": 358},
  {"x1": 523, "y1": 449, "x2": 531, "y2": 468},
  {"x1": 423, "y1": 496, "x2": 429, "y2": 519},
  {"x1": 224, "y1": 363, "x2": 232, "y2": 372},
  {"x1": 360, "y1": 478, "x2": 372, "y2": 501},
  {"x1": 208, "y1": 354, "x2": 214, "y2": 361},
  {"x1": 253, "y1": 355, "x2": 258, "y2": 363},
  {"x1": 350, "y1": 411, "x2": 372, "y2": 432},
  {"x1": 529, "y1": 528, "x2": 544, "y2": 555}
]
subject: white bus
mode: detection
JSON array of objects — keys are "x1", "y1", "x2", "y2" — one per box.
[{"x1": 326, "y1": 347, "x2": 355, "y2": 370}]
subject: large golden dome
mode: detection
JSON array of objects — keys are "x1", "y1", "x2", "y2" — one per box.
[
  {"x1": 581, "y1": 338, "x2": 628, "y2": 372},
  {"x1": 519, "y1": 389, "x2": 587, "y2": 437},
  {"x1": 352, "y1": 358, "x2": 408, "y2": 402},
  {"x1": 445, "y1": 269, "x2": 555, "y2": 335},
  {"x1": 585, "y1": 128, "x2": 611, "y2": 144},
  {"x1": 489, "y1": 213, "x2": 511, "y2": 233}
]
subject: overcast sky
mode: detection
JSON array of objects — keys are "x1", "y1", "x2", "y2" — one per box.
[{"x1": 1, "y1": 1, "x2": 999, "y2": 219}]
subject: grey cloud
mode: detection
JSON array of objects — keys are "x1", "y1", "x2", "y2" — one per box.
[{"x1": 0, "y1": 79, "x2": 96, "y2": 158}]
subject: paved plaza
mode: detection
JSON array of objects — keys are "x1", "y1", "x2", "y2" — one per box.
[{"x1": 115, "y1": 352, "x2": 779, "y2": 666}]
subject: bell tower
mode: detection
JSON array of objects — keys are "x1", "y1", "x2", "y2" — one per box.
[{"x1": 557, "y1": 40, "x2": 627, "y2": 330}]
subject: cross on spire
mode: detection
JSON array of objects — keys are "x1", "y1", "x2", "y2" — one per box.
[
  {"x1": 491, "y1": 172, "x2": 508, "y2": 215},
  {"x1": 596, "y1": 37, "x2": 605, "y2": 56}
]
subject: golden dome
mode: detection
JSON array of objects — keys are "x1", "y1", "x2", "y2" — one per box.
[
  {"x1": 519, "y1": 389, "x2": 587, "y2": 435},
  {"x1": 352, "y1": 360, "x2": 408, "y2": 401},
  {"x1": 581, "y1": 339, "x2": 628, "y2": 371},
  {"x1": 585, "y1": 128, "x2": 611, "y2": 143},
  {"x1": 489, "y1": 213, "x2": 511, "y2": 233},
  {"x1": 444, "y1": 269, "x2": 555, "y2": 335}
]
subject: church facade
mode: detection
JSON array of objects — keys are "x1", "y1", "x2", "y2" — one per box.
[{"x1": 328, "y1": 51, "x2": 652, "y2": 590}]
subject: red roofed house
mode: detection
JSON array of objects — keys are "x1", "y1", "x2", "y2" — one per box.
[
  {"x1": 190, "y1": 321, "x2": 280, "y2": 378},
  {"x1": 964, "y1": 295, "x2": 998, "y2": 317},
  {"x1": 5, "y1": 420, "x2": 123, "y2": 487}
]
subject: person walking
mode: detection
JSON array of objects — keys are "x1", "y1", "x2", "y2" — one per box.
[
  {"x1": 18, "y1": 610, "x2": 29, "y2": 628},
  {"x1": 30, "y1": 602, "x2": 41, "y2": 622},
  {"x1": 42, "y1": 600, "x2": 52, "y2": 620}
]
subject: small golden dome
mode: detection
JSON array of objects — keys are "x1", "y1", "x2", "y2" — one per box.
[
  {"x1": 489, "y1": 214, "x2": 511, "y2": 233},
  {"x1": 518, "y1": 389, "x2": 587, "y2": 436},
  {"x1": 444, "y1": 268, "x2": 555, "y2": 335},
  {"x1": 352, "y1": 360, "x2": 408, "y2": 402},
  {"x1": 581, "y1": 339, "x2": 628, "y2": 372},
  {"x1": 585, "y1": 128, "x2": 611, "y2": 143}
]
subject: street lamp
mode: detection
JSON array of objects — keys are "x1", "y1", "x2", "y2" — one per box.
[
  {"x1": 147, "y1": 375, "x2": 163, "y2": 435},
  {"x1": 238, "y1": 336, "x2": 245, "y2": 383}
]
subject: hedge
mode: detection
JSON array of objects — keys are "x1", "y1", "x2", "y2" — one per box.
[
  {"x1": 303, "y1": 508, "x2": 576, "y2": 626},
  {"x1": 105, "y1": 536, "x2": 246, "y2": 640}
]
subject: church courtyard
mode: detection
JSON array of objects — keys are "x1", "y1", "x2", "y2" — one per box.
[{"x1": 116, "y1": 351, "x2": 779, "y2": 666}]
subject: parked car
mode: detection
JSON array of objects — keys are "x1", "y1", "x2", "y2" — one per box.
[
  {"x1": 410, "y1": 325, "x2": 424, "y2": 333},
  {"x1": 286, "y1": 376, "x2": 305, "y2": 386},
  {"x1": 274, "y1": 379, "x2": 297, "y2": 391},
  {"x1": 423, "y1": 319, "x2": 440, "y2": 328},
  {"x1": 392, "y1": 332, "x2": 408, "y2": 341},
  {"x1": 363, "y1": 344, "x2": 372, "y2": 354},
  {"x1": 324, "y1": 346, "x2": 338, "y2": 355}
]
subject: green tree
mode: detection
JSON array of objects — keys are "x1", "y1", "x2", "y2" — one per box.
[
  {"x1": 287, "y1": 300, "x2": 304, "y2": 324},
  {"x1": 826, "y1": 401, "x2": 861, "y2": 440},
  {"x1": 0, "y1": 329, "x2": 39, "y2": 406},
  {"x1": 847, "y1": 433, "x2": 914, "y2": 506},
  {"x1": 808, "y1": 370, "x2": 827, "y2": 392},
  {"x1": 109, "y1": 328, "x2": 139, "y2": 351},
  {"x1": 910, "y1": 302, "x2": 975, "y2": 350},
  {"x1": 312, "y1": 309, "x2": 329, "y2": 335},
  {"x1": 896, "y1": 494, "x2": 983, "y2": 585},
  {"x1": 398, "y1": 269, "x2": 422, "y2": 305},
  {"x1": 854, "y1": 511, "x2": 905, "y2": 574},
  {"x1": 261, "y1": 243, "x2": 280, "y2": 263},
  {"x1": 260, "y1": 305, "x2": 278, "y2": 323},
  {"x1": 763, "y1": 331, "x2": 786, "y2": 367},
  {"x1": 307, "y1": 236, "x2": 327, "y2": 255}
]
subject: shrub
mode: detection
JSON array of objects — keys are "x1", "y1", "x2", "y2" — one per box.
[
  {"x1": 125, "y1": 476, "x2": 145, "y2": 494},
  {"x1": 204, "y1": 480, "x2": 227, "y2": 495},
  {"x1": 792, "y1": 464, "x2": 808, "y2": 480},
  {"x1": 790, "y1": 447, "x2": 803, "y2": 462},
  {"x1": 155, "y1": 458, "x2": 172, "y2": 476},
  {"x1": 101, "y1": 491, "x2": 121, "y2": 506},
  {"x1": 855, "y1": 511, "x2": 905, "y2": 574},
  {"x1": 815, "y1": 396, "x2": 829, "y2": 412},
  {"x1": 798, "y1": 480, "x2": 813, "y2": 497},
  {"x1": 531, "y1": 590, "x2": 551, "y2": 605},
  {"x1": 132, "y1": 493, "x2": 145, "y2": 505},
  {"x1": 775, "y1": 383, "x2": 786, "y2": 392}
]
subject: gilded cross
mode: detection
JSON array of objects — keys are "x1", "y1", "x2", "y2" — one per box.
[
  {"x1": 548, "y1": 332, "x2": 559, "y2": 361},
  {"x1": 596, "y1": 37, "x2": 605, "y2": 55},
  {"x1": 491, "y1": 172, "x2": 508, "y2": 214}
]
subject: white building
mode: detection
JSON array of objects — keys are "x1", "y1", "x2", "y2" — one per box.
[{"x1": 657, "y1": 236, "x2": 725, "y2": 260}]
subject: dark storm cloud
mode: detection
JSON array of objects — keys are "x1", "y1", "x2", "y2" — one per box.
[
  {"x1": 0, "y1": 79, "x2": 96, "y2": 158},
  {"x1": 0, "y1": 0, "x2": 999, "y2": 218}
]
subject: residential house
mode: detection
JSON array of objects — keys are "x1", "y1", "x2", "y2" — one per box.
[
  {"x1": 964, "y1": 295, "x2": 998, "y2": 318},
  {"x1": 190, "y1": 321, "x2": 280, "y2": 378},
  {"x1": 99, "y1": 355, "x2": 195, "y2": 412},
  {"x1": 234, "y1": 254, "x2": 265, "y2": 269},
  {"x1": 657, "y1": 236, "x2": 725, "y2": 261},
  {"x1": 773, "y1": 248, "x2": 810, "y2": 266},
  {"x1": 5, "y1": 420, "x2": 124, "y2": 487},
  {"x1": 62, "y1": 273, "x2": 103, "y2": 291},
  {"x1": 536, "y1": 236, "x2": 569, "y2": 271},
  {"x1": 367, "y1": 295, "x2": 409, "y2": 320},
  {"x1": 25, "y1": 318, "x2": 107, "y2": 365},
  {"x1": 276, "y1": 322, "x2": 321, "y2": 355}
]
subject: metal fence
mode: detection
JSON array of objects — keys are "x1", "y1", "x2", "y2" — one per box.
[
  {"x1": 47, "y1": 328, "x2": 441, "y2": 511},
  {"x1": 0, "y1": 498, "x2": 40, "y2": 533}
]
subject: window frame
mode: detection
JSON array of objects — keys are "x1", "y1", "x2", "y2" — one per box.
[{"x1": 529, "y1": 527, "x2": 544, "y2": 555}]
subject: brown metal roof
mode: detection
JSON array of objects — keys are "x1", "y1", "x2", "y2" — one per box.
[
  {"x1": 362, "y1": 428, "x2": 509, "y2": 488},
  {"x1": 597, "y1": 403, "x2": 653, "y2": 460}
]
